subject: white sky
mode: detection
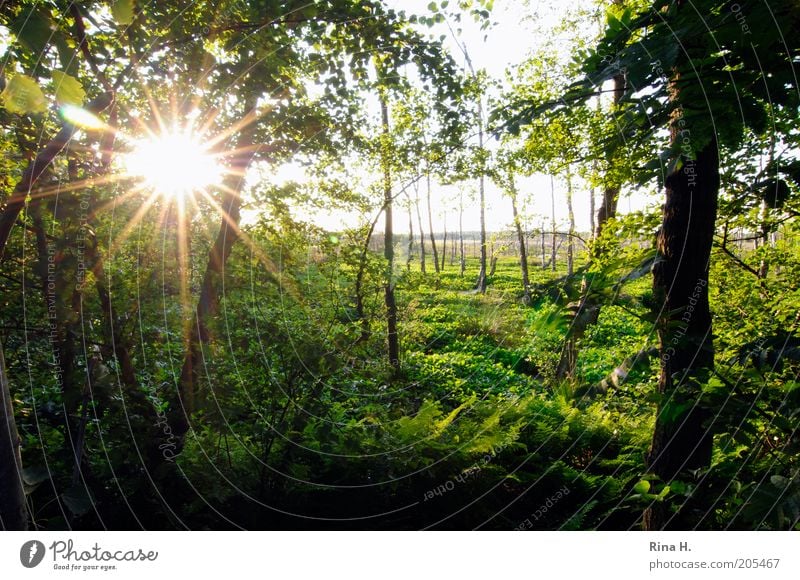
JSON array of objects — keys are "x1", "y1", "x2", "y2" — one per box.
[{"x1": 253, "y1": 0, "x2": 657, "y2": 234}]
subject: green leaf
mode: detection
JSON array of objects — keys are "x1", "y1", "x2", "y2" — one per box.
[
  {"x1": 659, "y1": 399, "x2": 691, "y2": 424},
  {"x1": 51, "y1": 71, "x2": 85, "y2": 105},
  {"x1": 9, "y1": 9, "x2": 53, "y2": 56},
  {"x1": 61, "y1": 485, "x2": 95, "y2": 516},
  {"x1": 633, "y1": 480, "x2": 651, "y2": 494},
  {"x1": 770, "y1": 475, "x2": 790, "y2": 489},
  {"x1": 1, "y1": 74, "x2": 48, "y2": 115},
  {"x1": 55, "y1": 37, "x2": 80, "y2": 76},
  {"x1": 111, "y1": 0, "x2": 135, "y2": 26},
  {"x1": 22, "y1": 465, "x2": 51, "y2": 486}
]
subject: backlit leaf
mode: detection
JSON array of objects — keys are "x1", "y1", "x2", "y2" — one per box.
[
  {"x1": 111, "y1": 0, "x2": 135, "y2": 26},
  {"x1": 1, "y1": 74, "x2": 47, "y2": 115},
  {"x1": 51, "y1": 71, "x2": 85, "y2": 105}
]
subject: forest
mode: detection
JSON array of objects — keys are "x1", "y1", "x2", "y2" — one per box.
[{"x1": 0, "y1": 0, "x2": 798, "y2": 532}]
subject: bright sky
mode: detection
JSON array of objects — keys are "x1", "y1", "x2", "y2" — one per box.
[{"x1": 254, "y1": 0, "x2": 657, "y2": 234}]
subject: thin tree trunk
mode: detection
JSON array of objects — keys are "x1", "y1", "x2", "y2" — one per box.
[
  {"x1": 566, "y1": 165, "x2": 575, "y2": 276},
  {"x1": 440, "y1": 213, "x2": 447, "y2": 271},
  {"x1": 475, "y1": 125, "x2": 487, "y2": 292},
  {"x1": 465, "y1": 53, "x2": 488, "y2": 293},
  {"x1": 0, "y1": 342, "x2": 27, "y2": 530},
  {"x1": 757, "y1": 198, "x2": 769, "y2": 278},
  {"x1": 540, "y1": 220, "x2": 546, "y2": 268},
  {"x1": 355, "y1": 217, "x2": 379, "y2": 343},
  {"x1": 380, "y1": 95, "x2": 400, "y2": 370},
  {"x1": 406, "y1": 194, "x2": 414, "y2": 271},
  {"x1": 509, "y1": 179, "x2": 531, "y2": 302},
  {"x1": 757, "y1": 131, "x2": 773, "y2": 279},
  {"x1": 426, "y1": 170, "x2": 440, "y2": 274},
  {"x1": 459, "y1": 191, "x2": 465, "y2": 276},
  {"x1": 413, "y1": 183, "x2": 427, "y2": 274},
  {"x1": 550, "y1": 175, "x2": 557, "y2": 272},
  {"x1": 450, "y1": 225, "x2": 457, "y2": 266}
]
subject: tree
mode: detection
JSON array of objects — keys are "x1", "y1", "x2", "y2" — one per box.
[
  {"x1": 377, "y1": 69, "x2": 400, "y2": 370},
  {"x1": 504, "y1": 0, "x2": 800, "y2": 528},
  {"x1": 491, "y1": 149, "x2": 532, "y2": 302}
]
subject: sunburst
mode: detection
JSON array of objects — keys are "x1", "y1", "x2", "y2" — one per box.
[{"x1": 123, "y1": 129, "x2": 223, "y2": 200}]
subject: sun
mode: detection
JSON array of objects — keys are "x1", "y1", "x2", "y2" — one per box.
[{"x1": 124, "y1": 131, "x2": 222, "y2": 199}]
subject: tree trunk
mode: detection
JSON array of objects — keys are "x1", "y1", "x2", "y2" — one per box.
[
  {"x1": 355, "y1": 217, "x2": 379, "y2": 343},
  {"x1": 414, "y1": 184, "x2": 426, "y2": 274},
  {"x1": 509, "y1": 180, "x2": 531, "y2": 302},
  {"x1": 540, "y1": 220, "x2": 547, "y2": 268},
  {"x1": 566, "y1": 165, "x2": 575, "y2": 276},
  {"x1": 176, "y1": 118, "x2": 257, "y2": 437},
  {"x1": 450, "y1": 225, "x2": 457, "y2": 265},
  {"x1": 643, "y1": 139, "x2": 719, "y2": 530},
  {"x1": 475, "y1": 122, "x2": 488, "y2": 292},
  {"x1": 440, "y1": 213, "x2": 447, "y2": 271},
  {"x1": 406, "y1": 194, "x2": 414, "y2": 271},
  {"x1": 550, "y1": 175, "x2": 557, "y2": 272},
  {"x1": 459, "y1": 191, "x2": 466, "y2": 276},
  {"x1": 0, "y1": 342, "x2": 27, "y2": 530},
  {"x1": 426, "y1": 171, "x2": 440, "y2": 274},
  {"x1": 589, "y1": 183, "x2": 596, "y2": 242},
  {"x1": 594, "y1": 69, "x2": 625, "y2": 241},
  {"x1": 380, "y1": 95, "x2": 400, "y2": 370},
  {"x1": 757, "y1": 197, "x2": 770, "y2": 278}
]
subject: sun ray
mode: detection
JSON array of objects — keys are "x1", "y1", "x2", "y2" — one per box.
[
  {"x1": 106, "y1": 189, "x2": 165, "y2": 257},
  {"x1": 123, "y1": 131, "x2": 223, "y2": 200},
  {"x1": 194, "y1": 186, "x2": 284, "y2": 284}
]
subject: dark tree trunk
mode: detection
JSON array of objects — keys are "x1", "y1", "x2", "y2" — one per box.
[
  {"x1": 0, "y1": 343, "x2": 27, "y2": 530},
  {"x1": 176, "y1": 123, "x2": 257, "y2": 437},
  {"x1": 380, "y1": 96, "x2": 400, "y2": 370},
  {"x1": 550, "y1": 176, "x2": 557, "y2": 272},
  {"x1": 596, "y1": 184, "x2": 620, "y2": 240},
  {"x1": 643, "y1": 139, "x2": 719, "y2": 530},
  {"x1": 355, "y1": 217, "x2": 379, "y2": 343},
  {"x1": 426, "y1": 171, "x2": 440, "y2": 274},
  {"x1": 509, "y1": 182, "x2": 531, "y2": 302},
  {"x1": 594, "y1": 69, "x2": 625, "y2": 241}
]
